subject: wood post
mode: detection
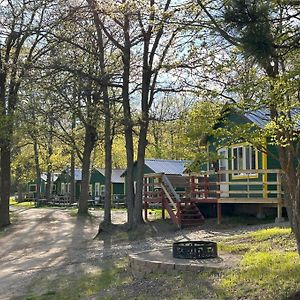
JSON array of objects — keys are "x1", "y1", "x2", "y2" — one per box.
[
  {"x1": 204, "y1": 175, "x2": 208, "y2": 200},
  {"x1": 144, "y1": 201, "x2": 148, "y2": 221},
  {"x1": 217, "y1": 202, "x2": 222, "y2": 224},
  {"x1": 190, "y1": 176, "x2": 195, "y2": 199},
  {"x1": 176, "y1": 202, "x2": 181, "y2": 226},
  {"x1": 162, "y1": 197, "x2": 165, "y2": 220}
]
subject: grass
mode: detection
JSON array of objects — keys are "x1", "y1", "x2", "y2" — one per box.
[
  {"x1": 21, "y1": 225, "x2": 300, "y2": 300},
  {"x1": 24, "y1": 258, "x2": 131, "y2": 300},
  {"x1": 218, "y1": 227, "x2": 300, "y2": 300},
  {"x1": 10, "y1": 197, "x2": 36, "y2": 208}
]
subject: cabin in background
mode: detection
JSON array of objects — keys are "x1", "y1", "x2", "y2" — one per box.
[
  {"x1": 201, "y1": 107, "x2": 285, "y2": 220},
  {"x1": 55, "y1": 168, "x2": 82, "y2": 200},
  {"x1": 90, "y1": 168, "x2": 125, "y2": 205},
  {"x1": 26, "y1": 173, "x2": 58, "y2": 200}
]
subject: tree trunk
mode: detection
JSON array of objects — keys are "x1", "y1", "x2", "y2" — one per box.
[
  {"x1": 78, "y1": 124, "x2": 97, "y2": 215},
  {"x1": 280, "y1": 152, "x2": 300, "y2": 253},
  {"x1": 15, "y1": 166, "x2": 23, "y2": 202},
  {"x1": 122, "y1": 12, "x2": 135, "y2": 229},
  {"x1": 0, "y1": 144, "x2": 11, "y2": 227},
  {"x1": 70, "y1": 115, "x2": 76, "y2": 203},
  {"x1": 45, "y1": 115, "x2": 54, "y2": 201},
  {"x1": 103, "y1": 88, "x2": 112, "y2": 226},
  {"x1": 70, "y1": 149, "x2": 76, "y2": 203},
  {"x1": 135, "y1": 123, "x2": 148, "y2": 224},
  {"x1": 45, "y1": 171, "x2": 51, "y2": 201},
  {"x1": 33, "y1": 139, "x2": 41, "y2": 200}
]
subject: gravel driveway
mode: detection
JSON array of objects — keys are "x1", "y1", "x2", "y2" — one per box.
[{"x1": 0, "y1": 207, "x2": 288, "y2": 299}]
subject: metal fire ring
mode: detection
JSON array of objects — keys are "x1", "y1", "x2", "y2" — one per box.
[{"x1": 173, "y1": 241, "x2": 218, "y2": 259}]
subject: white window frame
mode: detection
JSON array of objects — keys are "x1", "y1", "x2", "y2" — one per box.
[
  {"x1": 231, "y1": 145, "x2": 257, "y2": 178},
  {"x1": 95, "y1": 182, "x2": 100, "y2": 197},
  {"x1": 61, "y1": 183, "x2": 66, "y2": 194},
  {"x1": 100, "y1": 185, "x2": 105, "y2": 195}
]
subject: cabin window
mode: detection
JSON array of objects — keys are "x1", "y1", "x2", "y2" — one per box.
[
  {"x1": 29, "y1": 184, "x2": 37, "y2": 192},
  {"x1": 61, "y1": 183, "x2": 65, "y2": 194},
  {"x1": 95, "y1": 183, "x2": 100, "y2": 197},
  {"x1": 89, "y1": 184, "x2": 93, "y2": 196},
  {"x1": 232, "y1": 145, "x2": 257, "y2": 177},
  {"x1": 66, "y1": 183, "x2": 71, "y2": 193},
  {"x1": 100, "y1": 185, "x2": 105, "y2": 195}
]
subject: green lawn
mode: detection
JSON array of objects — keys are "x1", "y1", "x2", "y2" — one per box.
[
  {"x1": 10, "y1": 197, "x2": 35, "y2": 208},
  {"x1": 23, "y1": 226, "x2": 300, "y2": 300}
]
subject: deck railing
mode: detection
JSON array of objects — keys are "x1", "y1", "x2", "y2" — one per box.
[
  {"x1": 189, "y1": 169, "x2": 283, "y2": 203},
  {"x1": 143, "y1": 169, "x2": 283, "y2": 204}
]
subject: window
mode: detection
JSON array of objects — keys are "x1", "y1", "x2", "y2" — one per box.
[
  {"x1": 29, "y1": 184, "x2": 37, "y2": 192},
  {"x1": 100, "y1": 185, "x2": 105, "y2": 195},
  {"x1": 89, "y1": 184, "x2": 93, "y2": 196},
  {"x1": 232, "y1": 145, "x2": 257, "y2": 177},
  {"x1": 95, "y1": 183, "x2": 100, "y2": 197},
  {"x1": 61, "y1": 183, "x2": 65, "y2": 194}
]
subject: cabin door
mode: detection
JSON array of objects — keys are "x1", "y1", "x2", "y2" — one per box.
[{"x1": 218, "y1": 148, "x2": 229, "y2": 197}]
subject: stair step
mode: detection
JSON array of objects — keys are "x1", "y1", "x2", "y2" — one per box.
[
  {"x1": 181, "y1": 219, "x2": 205, "y2": 225},
  {"x1": 181, "y1": 213, "x2": 202, "y2": 217}
]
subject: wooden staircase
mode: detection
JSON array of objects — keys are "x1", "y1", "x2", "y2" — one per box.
[
  {"x1": 179, "y1": 202, "x2": 205, "y2": 226},
  {"x1": 160, "y1": 174, "x2": 205, "y2": 228}
]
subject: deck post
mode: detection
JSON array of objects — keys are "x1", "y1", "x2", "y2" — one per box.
[
  {"x1": 144, "y1": 201, "x2": 148, "y2": 220},
  {"x1": 176, "y1": 202, "x2": 181, "y2": 226},
  {"x1": 275, "y1": 171, "x2": 285, "y2": 223},
  {"x1": 275, "y1": 202, "x2": 285, "y2": 223},
  {"x1": 190, "y1": 176, "x2": 196, "y2": 200},
  {"x1": 162, "y1": 197, "x2": 165, "y2": 220},
  {"x1": 204, "y1": 175, "x2": 209, "y2": 200},
  {"x1": 217, "y1": 202, "x2": 222, "y2": 224}
]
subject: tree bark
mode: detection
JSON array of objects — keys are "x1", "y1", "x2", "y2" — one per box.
[
  {"x1": 15, "y1": 166, "x2": 23, "y2": 203},
  {"x1": 122, "y1": 11, "x2": 135, "y2": 229},
  {"x1": 70, "y1": 115, "x2": 76, "y2": 203},
  {"x1": 33, "y1": 138, "x2": 41, "y2": 200},
  {"x1": 78, "y1": 124, "x2": 97, "y2": 215},
  {"x1": 86, "y1": 1, "x2": 113, "y2": 228},
  {"x1": 45, "y1": 171, "x2": 51, "y2": 201},
  {"x1": 70, "y1": 148, "x2": 76, "y2": 203},
  {"x1": 103, "y1": 89, "x2": 112, "y2": 226},
  {"x1": 0, "y1": 144, "x2": 11, "y2": 227}
]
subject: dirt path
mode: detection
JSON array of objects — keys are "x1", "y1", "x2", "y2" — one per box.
[{"x1": 0, "y1": 207, "x2": 287, "y2": 299}]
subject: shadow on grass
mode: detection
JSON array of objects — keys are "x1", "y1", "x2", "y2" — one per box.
[{"x1": 23, "y1": 258, "x2": 130, "y2": 300}]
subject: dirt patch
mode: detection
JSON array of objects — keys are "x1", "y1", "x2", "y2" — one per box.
[{"x1": 0, "y1": 207, "x2": 288, "y2": 299}]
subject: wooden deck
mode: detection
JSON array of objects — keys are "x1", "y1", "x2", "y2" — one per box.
[{"x1": 143, "y1": 169, "x2": 284, "y2": 226}]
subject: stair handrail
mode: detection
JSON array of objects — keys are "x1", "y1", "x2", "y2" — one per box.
[
  {"x1": 161, "y1": 184, "x2": 177, "y2": 210},
  {"x1": 161, "y1": 174, "x2": 181, "y2": 203}
]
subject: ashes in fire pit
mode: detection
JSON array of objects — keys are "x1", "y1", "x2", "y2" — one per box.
[{"x1": 173, "y1": 241, "x2": 218, "y2": 259}]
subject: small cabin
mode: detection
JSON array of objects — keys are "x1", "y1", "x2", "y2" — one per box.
[
  {"x1": 198, "y1": 107, "x2": 286, "y2": 221},
  {"x1": 26, "y1": 173, "x2": 58, "y2": 199},
  {"x1": 55, "y1": 168, "x2": 82, "y2": 200},
  {"x1": 141, "y1": 109, "x2": 287, "y2": 227},
  {"x1": 90, "y1": 168, "x2": 125, "y2": 204},
  {"x1": 121, "y1": 159, "x2": 190, "y2": 190}
]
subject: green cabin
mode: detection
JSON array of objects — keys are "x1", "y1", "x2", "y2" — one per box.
[
  {"x1": 55, "y1": 168, "x2": 82, "y2": 199},
  {"x1": 201, "y1": 107, "x2": 285, "y2": 219},
  {"x1": 90, "y1": 168, "x2": 125, "y2": 202},
  {"x1": 121, "y1": 159, "x2": 190, "y2": 191},
  {"x1": 26, "y1": 173, "x2": 58, "y2": 199}
]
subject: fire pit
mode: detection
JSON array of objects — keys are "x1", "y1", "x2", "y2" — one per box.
[{"x1": 173, "y1": 241, "x2": 218, "y2": 259}]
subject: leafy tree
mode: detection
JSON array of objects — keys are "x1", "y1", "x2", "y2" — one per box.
[
  {"x1": 0, "y1": 0, "x2": 55, "y2": 227},
  {"x1": 197, "y1": 0, "x2": 300, "y2": 252}
]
